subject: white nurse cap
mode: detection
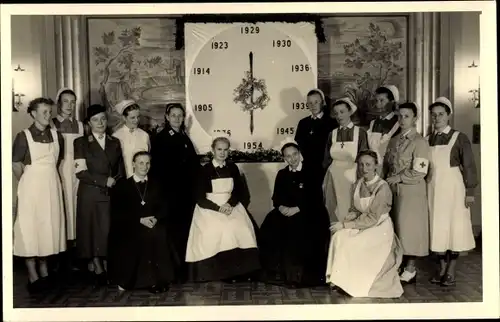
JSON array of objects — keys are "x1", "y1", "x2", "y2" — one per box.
[
  {"x1": 433, "y1": 97, "x2": 453, "y2": 115},
  {"x1": 55, "y1": 87, "x2": 75, "y2": 103},
  {"x1": 379, "y1": 85, "x2": 400, "y2": 102},
  {"x1": 334, "y1": 97, "x2": 358, "y2": 114},
  {"x1": 114, "y1": 99, "x2": 137, "y2": 115}
]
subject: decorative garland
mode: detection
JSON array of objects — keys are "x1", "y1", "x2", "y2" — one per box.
[
  {"x1": 201, "y1": 148, "x2": 284, "y2": 163},
  {"x1": 175, "y1": 14, "x2": 326, "y2": 50}
]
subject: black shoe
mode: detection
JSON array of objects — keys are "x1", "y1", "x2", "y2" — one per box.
[
  {"x1": 440, "y1": 274, "x2": 456, "y2": 287},
  {"x1": 27, "y1": 279, "x2": 45, "y2": 294},
  {"x1": 149, "y1": 284, "x2": 168, "y2": 294},
  {"x1": 95, "y1": 272, "x2": 108, "y2": 287}
]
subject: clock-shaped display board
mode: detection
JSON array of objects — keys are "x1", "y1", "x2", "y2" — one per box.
[{"x1": 184, "y1": 22, "x2": 318, "y2": 155}]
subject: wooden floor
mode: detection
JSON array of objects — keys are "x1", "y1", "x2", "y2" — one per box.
[{"x1": 12, "y1": 246, "x2": 482, "y2": 307}]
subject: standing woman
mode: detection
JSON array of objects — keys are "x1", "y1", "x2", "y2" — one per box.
[
  {"x1": 294, "y1": 89, "x2": 338, "y2": 195},
  {"x1": 367, "y1": 85, "x2": 401, "y2": 165},
  {"x1": 51, "y1": 88, "x2": 84, "y2": 266},
  {"x1": 259, "y1": 139, "x2": 330, "y2": 288},
  {"x1": 185, "y1": 135, "x2": 260, "y2": 283},
  {"x1": 12, "y1": 97, "x2": 66, "y2": 293},
  {"x1": 427, "y1": 97, "x2": 477, "y2": 286},
  {"x1": 323, "y1": 98, "x2": 369, "y2": 223},
  {"x1": 112, "y1": 99, "x2": 150, "y2": 179},
  {"x1": 73, "y1": 104, "x2": 125, "y2": 286},
  {"x1": 150, "y1": 103, "x2": 200, "y2": 282},
  {"x1": 384, "y1": 102, "x2": 430, "y2": 284}
]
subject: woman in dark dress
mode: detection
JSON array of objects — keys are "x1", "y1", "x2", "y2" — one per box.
[
  {"x1": 73, "y1": 104, "x2": 125, "y2": 286},
  {"x1": 185, "y1": 136, "x2": 260, "y2": 283},
  {"x1": 294, "y1": 89, "x2": 338, "y2": 195},
  {"x1": 259, "y1": 139, "x2": 330, "y2": 288},
  {"x1": 108, "y1": 151, "x2": 176, "y2": 293},
  {"x1": 149, "y1": 103, "x2": 200, "y2": 282}
]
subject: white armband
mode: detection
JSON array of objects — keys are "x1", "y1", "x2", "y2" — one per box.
[
  {"x1": 74, "y1": 159, "x2": 88, "y2": 173},
  {"x1": 413, "y1": 157, "x2": 429, "y2": 174}
]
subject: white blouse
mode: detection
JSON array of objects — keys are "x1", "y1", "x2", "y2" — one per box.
[{"x1": 113, "y1": 125, "x2": 150, "y2": 178}]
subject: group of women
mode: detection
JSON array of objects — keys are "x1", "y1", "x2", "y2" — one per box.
[{"x1": 12, "y1": 84, "x2": 477, "y2": 299}]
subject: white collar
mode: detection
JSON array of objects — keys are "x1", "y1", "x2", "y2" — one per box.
[
  {"x1": 92, "y1": 132, "x2": 106, "y2": 139},
  {"x1": 435, "y1": 125, "x2": 451, "y2": 135},
  {"x1": 311, "y1": 112, "x2": 324, "y2": 120},
  {"x1": 212, "y1": 159, "x2": 226, "y2": 168},
  {"x1": 289, "y1": 161, "x2": 303, "y2": 172},
  {"x1": 339, "y1": 122, "x2": 354, "y2": 129},
  {"x1": 133, "y1": 174, "x2": 148, "y2": 183},
  {"x1": 401, "y1": 128, "x2": 412, "y2": 137},
  {"x1": 123, "y1": 124, "x2": 139, "y2": 133},
  {"x1": 364, "y1": 174, "x2": 380, "y2": 185},
  {"x1": 381, "y1": 112, "x2": 395, "y2": 120},
  {"x1": 57, "y1": 114, "x2": 73, "y2": 123}
]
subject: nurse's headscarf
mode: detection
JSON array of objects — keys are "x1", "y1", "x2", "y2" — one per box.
[
  {"x1": 278, "y1": 137, "x2": 304, "y2": 164},
  {"x1": 307, "y1": 88, "x2": 327, "y2": 111},
  {"x1": 430, "y1": 97, "x2": 453, "y2": 115}
]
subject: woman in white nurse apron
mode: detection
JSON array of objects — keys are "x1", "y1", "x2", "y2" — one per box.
[
  {"x1": 427, "y1": 97, "x2": 478, "y2": 286},
  {"x1": 384, "y1": 102, "x2": 430, "y2": 284},
  {"x1": 112, "y1": 99, "x2": 150, "y2": 179},
  {"x1": 326, "y1": 150, "x2": 403, "y2": 298},
  {"x1": 367, "y1": 85, "x2": 400, "y2": 168},
  {"x1": 185, "y1": 135, "x2": 260, "y2": 283},
  {"x1": 12, "y1": 98, "x2": 66, "y2": 294},
  {"x1": 323, "y1": 98, "x2": 368, "y2": 223},
  {"x1": 51, "y1": 88, "x2": 84, "y2": 252}
]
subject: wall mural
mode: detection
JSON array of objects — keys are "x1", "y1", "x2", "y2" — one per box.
[
  {"x1": 88, "y1": 18, "x2": 185, "y2": 136},
  {"x1": 87, "y1": 15, "x2": 408, "y2": 139},
  {"x1": 318, "y1": 16, "x2": 408, "y2": 127}
]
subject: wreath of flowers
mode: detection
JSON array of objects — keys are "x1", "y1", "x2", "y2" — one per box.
[{"x1": 233, "y1": 72, "x2": 270, "y2": 112}]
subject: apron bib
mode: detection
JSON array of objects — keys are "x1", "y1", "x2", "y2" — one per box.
[
  {"x1": 324, "y1": 127, "x2": 359, "y2": 222},
  {"x1": 326, "y1": 179, "x2": 394, "y2": 297},
  {"x1": 58, "y1": 122, "x2": 83, "y2": 241},
  {"x1": 185, "y1": 178, "x2": 258, "y2": 262},
  {"x1": 14, "y1": 129, "x2": 66, "y2": 257},
  {"x1": 368, "y1": 120, "x2": 399, "y2": 165},
  {"x1": 427, "y1": 132, "x2": 475, "y2": 252}
]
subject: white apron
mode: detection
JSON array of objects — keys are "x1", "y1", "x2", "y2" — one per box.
[
  {"x1": 427, "y1": 132, "x2": 475, "y2": 252},
  {"x1": 367, "y1": 120, "x2": 399, "y2": 165},
  {"x1": 325, "y1": 179, "x2": 396, "y2": 297},
  {"x1": 13, "y1": 129, "x2": 66, "y2": 257},
  {"x1": 324, "y1": 126, "x2": 359, "y2": 222},
  {"x1": 185, "y1": 177, "x2": 258, "y2": 262},
  {"x1": 58, "y1": 122, "x2": 84, "y2": 241}
]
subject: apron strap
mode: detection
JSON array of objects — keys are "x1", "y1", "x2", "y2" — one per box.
[
  {"x1": 448, "y1": 131, "x2": 460, "y2": 148},
  {"x1": 368, "y1": 120, "x2": 374, "y2": 133}
]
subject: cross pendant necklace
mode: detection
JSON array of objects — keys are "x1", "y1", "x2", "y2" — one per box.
[
  {"x1": 340, "y1": 141, "x2": 345, "y2": 148},
  {"x1": 134, "y1": 181, "x2": 148, "y2": 206}
]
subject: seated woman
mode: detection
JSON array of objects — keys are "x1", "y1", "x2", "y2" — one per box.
[
  {"x1": 107, "y1": 151, "x2": 176, "y2": 293},
  {"x1": 259, "y1": 139, "x2": 330, "y2": 288},
  {"x1": 325, "y1": 150, "x2": 403, "y2": 298},
  {"x1": 185, "y1": 135, "x2": 260, "y2": 283}
]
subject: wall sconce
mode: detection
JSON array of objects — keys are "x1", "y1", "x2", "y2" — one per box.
[
  {"x1": 12, "y1": 64, "x2": 26, "y2": 112},
  {"x1": 468, "y1": 60, "x2": 480, "y2": 108}
]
